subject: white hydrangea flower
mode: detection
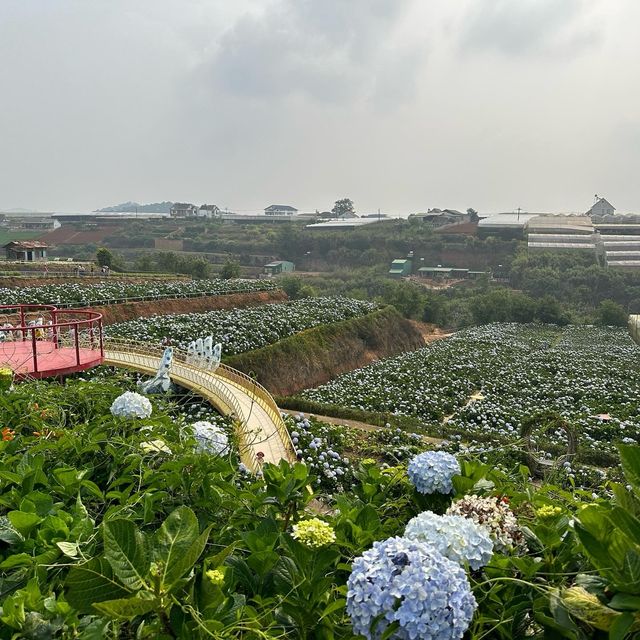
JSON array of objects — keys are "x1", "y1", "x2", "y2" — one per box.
[
  {"x1": 192, "y1": 421, "x2": 229, "y2": 455},
  {"x1": 140, "y1": 439, "x2": 171, "y2": 454},
  {"x1": 110, "y1": 391, "x2": 153, "y2": 418}
]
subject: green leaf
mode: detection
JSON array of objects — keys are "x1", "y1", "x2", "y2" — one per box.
[
  {"x1": 618, "y1": 445, "x2": 640, "y2": 492},
  {"x1": 7, "y1": 510, "x2": 41, "y2": 536},
  {"x1": 0, "y1": 553, "x2": 33, "y2": 569},
  {"x1": 608, "y1": 612, "x2": 635, "y2": 640},
  {"x1": 608, "y1": 507, "x2": 640, "y2": 546},
  {"x1": 608, "y1": 593, "x2": 640, "y2": 611},
  {"x1": 57, "y1": 541, "x2": 80, "y2": 558},
  {"x1": 93, "y1": 596, "x2": 159, "y2": 620},
  {"x1": 66, "y1": 557, "x2": 131, "y2": 614},
  {"x1": 103, "y1": 519, "x2": 149, "y2": 591},
  {"x1": 164, "y1": 524, "x2": 213, "y2": 587},
  {"x1": 0, "y1": 515, "x2": 24, "y2": 544},
  {"x1": 155, "y1": 506, "x2": 199, "y2": 587},
  {"x1": 206, "y1": 542, "x2": 237, "y2": 569}
]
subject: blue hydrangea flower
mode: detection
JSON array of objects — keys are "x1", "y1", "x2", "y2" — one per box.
[
  {"x1": 407, "y1": 451, "x2": 460, "y2": 494},
  {"x1": 404, "y1": 511, "x2": 494, "y2": 570},
  {"x1": 346, "y1": 536, "x2": 476, "y2": 640},
  {"x1": 110, "y1": 391, "x2": 152, "y2": 419}
]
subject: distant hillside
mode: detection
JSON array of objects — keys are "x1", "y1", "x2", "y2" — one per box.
[{"x1": 96, "y1": 201, "x2": 173, "y2": 213}]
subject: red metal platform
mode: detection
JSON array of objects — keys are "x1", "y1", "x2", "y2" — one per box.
[{"x1": 0, "y1": 305, "x2": 104, "y2": 379}]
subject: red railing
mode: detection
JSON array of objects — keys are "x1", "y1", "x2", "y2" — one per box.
[{"x1": 0, "y1": 304, "x2": 103, "y2": 376}]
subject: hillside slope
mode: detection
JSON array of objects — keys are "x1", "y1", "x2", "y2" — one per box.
[
  {"x1": 96, "y1": 289, "x2": 287, "y2": 324},
  {"x1": 224, "y1": 306, "x2": 424, "y2": 396}
]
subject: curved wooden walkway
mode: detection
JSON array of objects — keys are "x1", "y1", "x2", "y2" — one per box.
[{"x1": 102, "y1": 339, "x2": 297, "y2": 472}]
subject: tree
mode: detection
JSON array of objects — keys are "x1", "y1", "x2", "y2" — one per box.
[
  {"x1": 189, "y1": 258, "x2": 211, "y2": 279},
  {"x1": 331, "y1": 198, "x2": 356, "y2": 218},
  {"x1": 220, "y1": 259, "x2": 240, "y2": 279},
  {"x1": 595, "y1": 299, "x2": 627, "y2": 327},
  {"x1": 96, "y1": 247, "x2": 113, "y2": 268},
  {"x1": 467, "y1": 208, "x2": 479, "y2": 222}
]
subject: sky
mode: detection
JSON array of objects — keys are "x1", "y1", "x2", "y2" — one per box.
[{"x1": 1, "y1": 0, "x2": 639, "y2": 215}]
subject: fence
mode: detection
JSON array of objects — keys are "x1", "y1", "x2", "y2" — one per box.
[{"x1": 0, "y1": 304, "x2": 104, "y2": 376}]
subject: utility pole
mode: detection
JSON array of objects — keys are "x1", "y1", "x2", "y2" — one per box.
[{"x1": 517, "y1": 207, "x2": 521, "y2": 221}]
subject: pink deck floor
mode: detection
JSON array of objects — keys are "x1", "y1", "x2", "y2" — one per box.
[{"x1": 0, "y1": 340, "x2": 103, "y2": 379}]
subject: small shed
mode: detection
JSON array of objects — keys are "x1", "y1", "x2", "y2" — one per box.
[
  {"x1": 4, "y1": 241, "x2": 49, "y2": 261},
  {"x1": 264, "y1": 260, "x2": 295, "y2": 276},
  {"x1": 388, "y1": 259, "x2": 412, "y2": 278},
  {"x1": 418, "y1": 267, "x2": 453, "y2": 280}
]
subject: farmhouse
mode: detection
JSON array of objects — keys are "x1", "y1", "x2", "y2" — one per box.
[
  {"x1": 264, "y1": 205, "x2": 298, "y2": 216},
  {"x1": 587, "y1": 197, "x2": 615, "y2": 217},
  {"x1": 264, "y1": 260, "x2": 295, "y2": 276},
  {"x1": 170, "y1": 203, "x2": 198, "y2": 218},
  {"x1": 3, "y1": 240, "x2": 49, "y2": 261}
]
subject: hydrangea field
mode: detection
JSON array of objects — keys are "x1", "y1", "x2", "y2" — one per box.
[
  {"x1": 106, "y1": 297, "x2": 379, "y2": 353},
  {"x1": 300, "y1": 323, "x2": 640, "y2": 468},
  {"x1": 1, "y1": 371, "x2": 640, "y2": 638},
  {"x1": 0, "y1": 278, "x2": 277, "y2": 307}
]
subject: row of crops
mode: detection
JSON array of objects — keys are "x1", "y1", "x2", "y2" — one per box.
[
  {"x1": 1, "y1": 371, "x2": 639, "y2": 637},
  {"x1": 105, "y1": 297, "x2": 379, "y2": 353},
  {"x1": 0, "y1": 278, "x2": 278, "y2": 307},
  {"x1": 299, "y1": 323, "x2": 640, "y2": 466}
]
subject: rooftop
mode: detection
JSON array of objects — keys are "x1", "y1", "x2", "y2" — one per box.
[{"x1": 3, "y1": 240, "x2": 49, "y2": 249}]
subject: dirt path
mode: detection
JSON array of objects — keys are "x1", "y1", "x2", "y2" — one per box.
[
  {"x1": 408, "y1": 321, "x2": 454, "y2": 344},
  {"x1": 442, "y1": 390, "x2": 484, "y2": 425},
  {"x1": 282, "y1": 410, "x2": 442, "y2": 444}
]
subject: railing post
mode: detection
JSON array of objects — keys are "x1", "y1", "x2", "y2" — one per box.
[
  {"x1": 20, "y1": 307, "x2": 26, "y2": 341},
  {"x1": 52, "y1": 309, "x2": 59, "y2": 349},
  {"x1": 74, "y1": 323, "x2": 81, "y2": 366},
  {"x1": 31, "y1": 328, "x2": 38, "y2": 373},
  {"x1": 99, "y1": 320, "x2": 104, "y2": 358}
]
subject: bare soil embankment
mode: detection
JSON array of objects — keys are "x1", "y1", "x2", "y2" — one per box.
[
  {"x1": 96, "y1": 289, "x2": 288, "y2": 325},
  {"x1": 225, "y1": 306, "x2": 424, "y2": 396}
]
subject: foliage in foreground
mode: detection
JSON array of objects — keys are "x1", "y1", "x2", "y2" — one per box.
[{"x1": 0, "y1": 379, "x2": 640, "y2": 637}]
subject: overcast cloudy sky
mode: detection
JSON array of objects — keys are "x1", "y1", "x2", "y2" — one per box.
[{"x1": 1, "y1": 0, "x2": 638, "y2": 214}]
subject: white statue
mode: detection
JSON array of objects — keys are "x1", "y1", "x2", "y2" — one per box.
[{"x1": 138, "y1": 347, "x2": 174, "y2": 394}]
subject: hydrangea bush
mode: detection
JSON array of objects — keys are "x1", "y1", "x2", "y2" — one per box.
[
  {"x1": 110, "y1": 391, "x2": 153, "y2": 418},
  {"x1": 291, "y1": 518, "x2": 336, "y2": 548},
  {"x1": 107, "y1": 297, "x2": 378, "y2": 353},
  {"x1": 191, "y1": 420, "x2": 230, "y2": 455},
  {"x1": 300, "y1": 324, "x2": 640, "y2": 476},
  {"x1": 446, "y1": 495, "x2": 526, "y2": 553},
  {"x1": 407, "y1": 451, "x2": 460, "y2": 494},
  {"x1": 0, "y1": 278, "x2": 277, "y2": 306},
  {"x1": 346, "y1": 536, "x2": 477, "y2": 640},
  {"x1": 285, "y1": 413, "x2": 355, "y2": 493},
  {"x1": 404, "y1": 511, "x2": 494, "y2": 570}
]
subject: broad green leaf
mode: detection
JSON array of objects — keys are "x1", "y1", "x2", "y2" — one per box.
[
  {"x1": 608, "y1": 507, "x2": 640, "y2": 547},
  {"x1": 7, "y1": 510, "x2": 41, "y2": 536},
  {"x1": 155, "y1": 506, "x2": 199, "y2": 587},
  {"x1": 20, "y1": 491, "x2": 53, "y2": 516},
  {"x1": 66, "y1": 557, "x2": 131, "y2": 614},
  {"x1": 0, "y1": 515, "x2": 24, "y2": 544},
  {"x1": 103, "y1": 519, "x2": 149, "y2": 591},
  {"x1": 93, "y1": 596, "x2": 159, "y2": 620},
  {"x1": 608, "y1": 612, "x2": 636, "y2": 640},
  {"x1": 163, "y1": 524, "x2": 213, "y2": 587},
  {"x1": 608, "y1": 593, "x2": 640, "y2": 611},
  {"x1": 619, "y1": 445, "x2": 640, "y2": 492},
  {"x1": 205, "y1": 542, "x2": 237, "y2": 569},
  {"x1": 0, "y1": 553, "x2": 33, "y2": 569},
  {"x1": 56, "y1": 541, "x2": 80, "y2": 558}
]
